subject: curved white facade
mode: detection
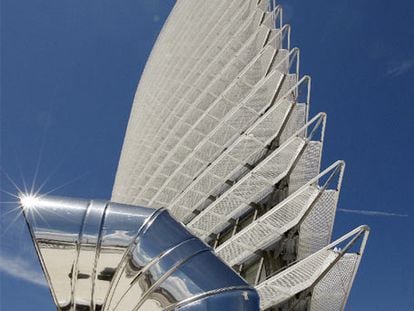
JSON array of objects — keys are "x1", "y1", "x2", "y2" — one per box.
[{"x1": 112, "y1": 1, "x2": 370, "y2": 310}]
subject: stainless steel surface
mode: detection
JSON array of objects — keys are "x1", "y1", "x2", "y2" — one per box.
[{"x1": 20, "y1": 194, "x2": 259, "y2": 311}]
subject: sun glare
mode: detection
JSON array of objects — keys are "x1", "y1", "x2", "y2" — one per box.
[{"x1": 19, "y1": 193, "x2": 40, "y2": 209}]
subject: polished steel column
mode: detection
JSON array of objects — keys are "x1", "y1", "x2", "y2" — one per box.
[{"x1": 20, "y1": 195, "x2": 259, "y2": 311}]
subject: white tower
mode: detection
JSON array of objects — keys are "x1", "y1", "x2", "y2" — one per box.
[{"x1": 112, "y1": 1, "x2": 370, "y2": 310}]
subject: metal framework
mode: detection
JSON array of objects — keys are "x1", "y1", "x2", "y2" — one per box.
[
  {"x1": 257, "y1": 226, "x2": 369, "y2": 310},
  {"x1": 19, "y1": 1, "x2": 370, "y2": 311},
  {"x1": 109, "y1": 1, "x2": 370, "y2": 310}
]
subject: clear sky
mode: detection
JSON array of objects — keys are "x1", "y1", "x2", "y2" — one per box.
[{"x1": 1, "y1": 0, "x2": 413, "y2": 310}]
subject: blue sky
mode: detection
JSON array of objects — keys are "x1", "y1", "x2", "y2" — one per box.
[{"x1": 1, "y1": 0, "x2": 413, "y2": 310}]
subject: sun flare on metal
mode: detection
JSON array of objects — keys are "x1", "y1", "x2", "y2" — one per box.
[{"x1": 19, "y1": 193, "x2": 42, "y2": 209}]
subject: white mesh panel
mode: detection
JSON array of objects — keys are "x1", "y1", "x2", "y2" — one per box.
[
  {"x1": 310, "y1": 254, "x2": 360, "y2": 311},
  {"x1": 278, "y1": 103, "x2": 307, "y2": 143},
  {"x1": 256, "y1": 249, "x2": 338, "y2": 309},
  {"x1": 112, "y1": 1, "x2": 272, "y2": 203},
  {"x1": 216, "y1": 186, "x2": 319, "y2": 267},
  {"x1": 125, "y1": 21, "x2": 275, "y2": 196},
  {"x1": 288, "y1": 141, "x2": 322, "y2": 194},
  {"x1": 169, "y1": 98, "x2": 294, "y2": 221},
  {"x1": 297, "y1": 190, "x2": 339, "y2": 260},
  {"x1": 147, "y1": 69, "x2": 292, "y2": 207},
  {"x1": 187, "y1": 137, "x2": 305, "y2": 239},
  {"x1": 134, "y1": 47, "x2": 281, "y2": 205}
]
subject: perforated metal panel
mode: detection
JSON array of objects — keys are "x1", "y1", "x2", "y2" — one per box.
[
  {"x1": 215, "y1": 161, "x2": 344, "y2": 268},
  {"x1": 257, "y1": 249, "x2": 338, "y2": 309},
  {"x1": 114, "y1": 0, "x2": 250, "y2": 202},
  {"x1": 169, "y1": 96, "x2": 295, "y2": 221},
  {"x1": 133, "y1": 48, "x2": 281, "y2": 204},
  {"x1": 187, "y1": 136, "x2": 306, "y2": 239},
  {"x1": 297, "y1": 190, "x2": 339, "y2": 260},
  {"x1": 113, "y1": 2, "x2": 284, "y2": 204},
  {"x1": 187, "y1": 113, "x2": 326, "y2": 240},
  {"x1": 109, "y1": 1, "x2": 370, "y2": 310},
  {"x1": 146, "y1": 68, "x2": 289, "y2": 207},
  {"x1": 255, "y1": 226, "x2": 369, "y2": 310},
  {"x1": 288, "y1": 141, "x2": 322, "y2": 194},
  {"x1": 309, "y1": 254, "x2": 360, "y2": 311},
  {"x1": 216, "y1": 186, "x2": 319, "y2": 266}
]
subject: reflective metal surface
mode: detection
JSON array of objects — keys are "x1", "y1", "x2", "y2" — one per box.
[{"x1": 20, "y1": 195, "x2": 259, "y2": 311}]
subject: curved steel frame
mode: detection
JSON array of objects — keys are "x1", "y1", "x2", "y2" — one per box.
[{"x1": 20, "y1": 195, "x2": 259, "y2": 311}]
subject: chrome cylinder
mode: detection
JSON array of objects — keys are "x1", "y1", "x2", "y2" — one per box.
[{"x1": 20, "y1": 195, "x2": 259, "y2": 310}]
